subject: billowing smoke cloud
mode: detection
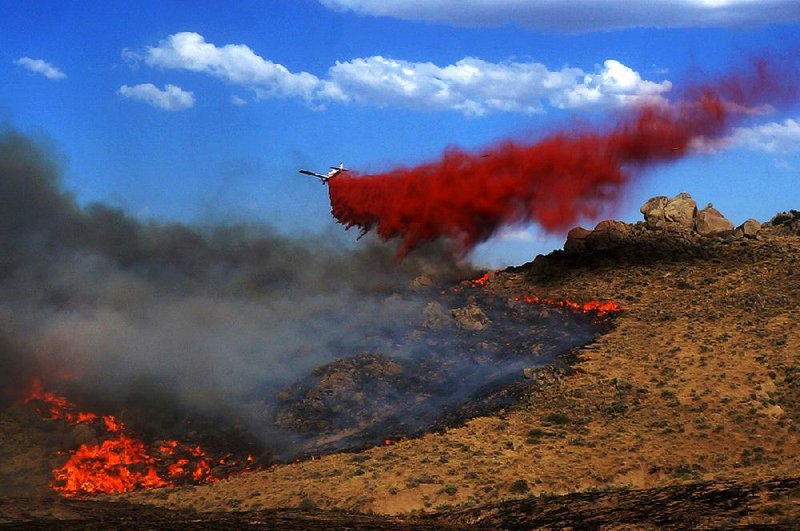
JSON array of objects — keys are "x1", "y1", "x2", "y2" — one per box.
[
  {"x1": 0, "y1": 130, "x2": 472, "y2": 423},
  {"x1": 329, "y1": 59, "x2": 798, "y2": 257}
]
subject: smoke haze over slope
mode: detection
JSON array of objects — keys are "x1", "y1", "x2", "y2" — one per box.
[{"x1": 0, "y1": 130, "x2": 471, "y2": 424}]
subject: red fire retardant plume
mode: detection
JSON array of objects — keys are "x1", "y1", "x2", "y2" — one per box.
[{"x1": 328, "y1": 59, "x2": 796, "y2": 257}]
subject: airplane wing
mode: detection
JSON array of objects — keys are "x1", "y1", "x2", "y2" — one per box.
[{"x1": 299, "y1": 169, "x2": 327, "y2": 178}]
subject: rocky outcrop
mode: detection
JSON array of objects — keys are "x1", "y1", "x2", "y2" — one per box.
[
  {"x1": 770, "y1": 210, "x2": 800, "y2": 236},
  {"x1": 640, "y1": 193, "x2": 698, "y2": 230},
  {"x1": 695, "y1": 204, "x2": 734, "y2": 236},
  {"x1": 565, "y1": 221, "x2": 630, "y2": 253},
  {"x1": 523, "y1": 192, "x2": 800, "y2": 278},
  {"x1": 563, "y1": 193, "x2": 740, "y2": 256}
]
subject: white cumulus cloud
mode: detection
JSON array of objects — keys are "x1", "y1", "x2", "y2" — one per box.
[
  {"x1": 551, "y1": 60, "x2": 671, "y2": 109},
  {"x1": 319, "y1": 0, "x2": 800, "y2": 32},
  {"x1": 691, "y1": 118, "x2": 800, "y2": 154},
  {"x1": 129, "y1": 32, "x2": 670, "y2": 116},
  {"x1": 328, "y1": 56, "x2": 670, "y2": 116},
  {"x1": 14, "y1": 57, "x2": 66, "y2": 80},
  {"x1": 327, "y1": 56, "x2": 580, "y2": 115},
  {"x1": 118, "y1": 83, "x2": 195, "y2": 111},
  {"x1": 141, "y1": 32, "x2": 326, "y2": 100},
  {"x1": 329, "y1": 56, "x2": 672, "y2": 116},
  {"x1": 726, "y1": 118, "x2": 800, "y2": 153}
]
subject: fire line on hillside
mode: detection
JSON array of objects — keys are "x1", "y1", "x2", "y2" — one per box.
[{"x1": 19, "y1": 277, "x2": 621, "y2": 498}]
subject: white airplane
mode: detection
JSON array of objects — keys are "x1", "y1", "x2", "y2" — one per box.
[{"x1": 299, "y1": 162, "x2": 348, "y2": 184}]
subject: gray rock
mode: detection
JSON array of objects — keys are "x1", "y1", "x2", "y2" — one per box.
[
  {"x1": 696, "y1": 203, "x2": 734, "y2": 236},
  {"x1": 663, "y1": 192, "x2": 697, "y2": 229},
  {"x1": 451, "y1": 303, "x2": 491, "y2": 331},
  {"x1": 410, "y1": 274, "x2": 433, "y2": 290},
  {"x1": 422, "y1": 301, "x2": 452, "y2": 329}
]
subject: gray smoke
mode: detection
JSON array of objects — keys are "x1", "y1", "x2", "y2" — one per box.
[{"x1": 0, "y1": 130, "x2": 472, "y2": 425}]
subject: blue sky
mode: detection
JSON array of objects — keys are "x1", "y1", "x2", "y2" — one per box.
[{"x1": 2, "y1": 1, "x2": 800, "y2": 266}]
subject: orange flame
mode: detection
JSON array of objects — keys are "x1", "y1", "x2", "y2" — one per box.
[
  {"x1": 53, "y1": 435, "x2": 168, "y2": 496},
  {"x1": 103, "y1": 415, "x2": 124, "y2": 432},
  {"x1": 22, "y1": 379, "x2": 97, "y2": 425},
  {"x1": 22, "y1": 381, "x2": 250, "y2": 497},
  {"x1": 518, "y1": 294, "x2": 622, "y2": 317},
  {"x1": 471, "y1": 273, "x2": 491, "y2": 287}
]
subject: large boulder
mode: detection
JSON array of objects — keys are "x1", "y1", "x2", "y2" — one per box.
[
  {"x1": 735, "y1": 218, "x2": 761, "y2": 239},
  {"x1": 564, "y1": 226, "x2": 591, "y2": 253},
  {"x1": 695, "y1": 204, "x2": 734, "y2": 236},
  {"x1": 640, "y1": 196, "x2": 669, "y2": 228},
  {"x1": 586, "y1": 220, "x2": 629, "y2": 250},
  {"x1": 663, "y1": 192, "x2": 697, "y2": 229}
]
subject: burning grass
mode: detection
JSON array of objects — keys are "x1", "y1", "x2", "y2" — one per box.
[{"x1": 21, "y1": 380, "x2": 255, "y2": 497}]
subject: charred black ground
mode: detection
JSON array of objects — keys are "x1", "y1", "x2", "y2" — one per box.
[{"x1": 269, "y1": 286, "x2": 611, "y2": 457}]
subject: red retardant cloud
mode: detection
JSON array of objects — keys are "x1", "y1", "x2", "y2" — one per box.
[{"x1": 328, "y1": 59, "x2": 796, "y2": 258}]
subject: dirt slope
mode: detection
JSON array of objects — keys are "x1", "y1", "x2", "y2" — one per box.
[
  {"x1": 4, "y1": 220, "x2": 800, "y2": 528},
  {"x1": 117, "y1": 228, "x2": 800, "y2": 527}
]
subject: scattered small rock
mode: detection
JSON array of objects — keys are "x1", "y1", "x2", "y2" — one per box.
[
  {"x1": 452, "y1": 304, "x2": 491, "y2": 331},
  {"x1": 410, "y1": 274, "x2": 433, "y2": 290},
  {"x1": 423, "y1": 302, "x2": 453, "y2": 329}
]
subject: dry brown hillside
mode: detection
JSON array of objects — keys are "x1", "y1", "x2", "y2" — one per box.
[{"x1": 3, "y1": 202, "x2": 800, "y2": 529}]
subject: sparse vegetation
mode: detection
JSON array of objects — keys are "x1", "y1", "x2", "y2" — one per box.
[
  {"x1": 510, "y1": 479, "x2": 530, "y2": 494},
  {"x1": 542, "y1": 412, "x2": 570, "y2": 426},
  {"x1": 297, "y1": 497, "x2": 317, "y2": 511},
  {"x1": 441, "y1": 484, "x2": 458, "y2": 496},
  {"x1": 29, "y1": 219, "x2": 800, "y2": 526}
]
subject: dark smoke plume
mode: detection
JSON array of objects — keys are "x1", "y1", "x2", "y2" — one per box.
[
  {"x1": 329, "y1": 59, "x2": 798, "y2": 257},
  {"x1": 0, "y1": 129, "x2": 471, "y2": 422}
]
